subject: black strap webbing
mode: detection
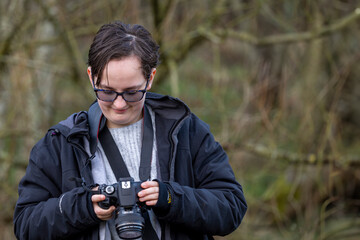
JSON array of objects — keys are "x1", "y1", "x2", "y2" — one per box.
[
  {"x1": 139, "y1": 105, "x2": 154, "y2": 181},
  {"x1": 98, "y1": 105, "x2": 154, "y2": 181},
  {"x1": 98, "y1": 106, "x2": 158, "y2": 239},
  {"x1": 143, "y1": 210, "x2": 160, "y2": 239},
  {"x1": 98, "y1": 125, "x2": 131, "y2": 179}
]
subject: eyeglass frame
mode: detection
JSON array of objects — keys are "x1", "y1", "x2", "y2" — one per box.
[{"x1": 92, "y1": 79, "x2": 149, "y2": 103}]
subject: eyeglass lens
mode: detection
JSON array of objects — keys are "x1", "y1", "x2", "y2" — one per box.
[{"x1": 96, "y1": 90, "x2": 144, "y2": 102}]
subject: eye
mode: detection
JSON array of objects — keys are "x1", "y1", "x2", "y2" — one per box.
[
  {"x1": 102, "y1": 90, "x2": 115, "y2": 95},
  {"x1": 126, "y1": 90, "x2": 138, "y2": 95}
]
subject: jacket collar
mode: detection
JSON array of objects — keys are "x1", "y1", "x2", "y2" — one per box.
[{"x1": 145, "y1": 92, "x2": 190, "y2": 121}]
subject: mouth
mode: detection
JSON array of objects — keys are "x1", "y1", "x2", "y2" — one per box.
[{"x1": 113, "y1": 108, "x2": 128, "y2": 114}]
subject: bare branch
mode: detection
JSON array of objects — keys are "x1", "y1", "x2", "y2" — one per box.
[
  {"x1": 215, "y1": 7, "x2": 360, "y2": 45},
  {"x1": 33, "y1": 0, "x2": 85, "y2": 82},
  {"x1": 0, "y1": 0, "x2": 30, "y2": 73},
  {"x1": 244, "y1": 143, "x2": 360, "y2": 168}
]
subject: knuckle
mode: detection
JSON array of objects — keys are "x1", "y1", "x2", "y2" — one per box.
[{"x1": 94, "y1": 209, "x2": 101, "y2": 215}]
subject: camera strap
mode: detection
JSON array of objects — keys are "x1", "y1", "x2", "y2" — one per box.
[
  {"x1": 139, "y1": 105, "x2": 154, "y2": 181},
  {"x1": 98, "y1": 105, "x2": 159, "y2": 240},
  {"x1": 98, "y1": 105, "x2": 154, "y2": 181}
]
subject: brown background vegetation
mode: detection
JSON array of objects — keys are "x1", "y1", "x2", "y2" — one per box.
[{"x1": 1, "y1": 0, "x2": 360, "y2": 239}]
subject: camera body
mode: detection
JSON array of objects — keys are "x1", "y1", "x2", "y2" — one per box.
[
  {"x1": 98, "y1": 177, "x2": 143, "y2": 209},
  {"x1": 98, "y1": 177, "x2": 146, "y2": 239}
]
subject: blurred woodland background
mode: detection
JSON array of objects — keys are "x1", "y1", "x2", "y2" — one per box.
[{"x1": 1, "y1": 0, "x2": 360, "y2": 239}]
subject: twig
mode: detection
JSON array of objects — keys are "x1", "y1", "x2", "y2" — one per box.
[
  {"x1": 214, "y1": 7, "x2": 360, "y2": 45},
  {"x1": 244, "y1": 143, "x2": 360, "y2": 167}
]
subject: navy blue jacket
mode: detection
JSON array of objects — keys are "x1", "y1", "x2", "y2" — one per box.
[{"x1": 14, "y1": 93, "x2": 247, "y2": 240}]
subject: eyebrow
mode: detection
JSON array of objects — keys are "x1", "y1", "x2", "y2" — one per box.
[{"x1": 98, "y1": 82, "x2": 144, "y2": 91}]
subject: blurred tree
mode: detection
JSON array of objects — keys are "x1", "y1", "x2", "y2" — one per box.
[{"x1": 1, "y1": 0, "x2": 360, "y2": 239}]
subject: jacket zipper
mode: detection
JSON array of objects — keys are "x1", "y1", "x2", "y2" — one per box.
[{"x1": 168, "y1": 111, "x2": 190, "y2": 181}]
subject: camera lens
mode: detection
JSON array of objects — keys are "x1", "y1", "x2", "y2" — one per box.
[
  {"x1": 117, "y1": 224, "x2": 143, "y2": 239},
  {"x1": 115, "y1": 211, "x2": 145, "y2": 239}
]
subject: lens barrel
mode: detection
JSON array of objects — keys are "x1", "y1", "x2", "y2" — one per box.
[{"x1": 115, "y1": 211, "x2": 145, "y2": 239}]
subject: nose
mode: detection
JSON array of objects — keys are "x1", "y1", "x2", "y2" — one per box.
[{"x1": 112, "y1": 94, "x2": 127, "y2": 108}]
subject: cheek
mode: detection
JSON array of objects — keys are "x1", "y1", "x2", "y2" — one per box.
[
  {"x1": 97, "y1": 101, "x2": 111, "y2": 112},
  {"x1": 130, "y1": 101, "x2": 144, "y2": 112},
  {"x1": 128, "y1": 101, "x2": 146, "y2": 116}
]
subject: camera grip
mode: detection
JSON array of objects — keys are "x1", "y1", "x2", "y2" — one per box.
[
  {"x1": 98, "y1": 198, "x2": 111, "y2": 209},
  {"x1": 97, "y1": 184, "x2": 117, "y2": 209}
]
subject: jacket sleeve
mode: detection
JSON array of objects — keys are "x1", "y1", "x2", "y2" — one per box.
[
  {"x1": 13, "y1": 135, "x2": 101, "y2": 240},
  {"x1": 154, "y1": 115, "x2": 247, "y2": 236}
]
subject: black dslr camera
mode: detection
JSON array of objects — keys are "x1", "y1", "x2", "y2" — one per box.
[{"x1": 98, "y1": 177, "x2": 146, "y2": 239}]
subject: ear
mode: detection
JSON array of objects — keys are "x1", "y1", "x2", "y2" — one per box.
[
  {"x1": 147, "y1": 68, "x2": 156, "y2": 90},
  {"x1": 87, "y1": 67, "x2": 94, "y2": 87}
]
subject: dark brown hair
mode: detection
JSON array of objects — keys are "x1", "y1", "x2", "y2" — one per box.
[{"x1": 87, "y1": 21, "x2": 160, "y2": 85}]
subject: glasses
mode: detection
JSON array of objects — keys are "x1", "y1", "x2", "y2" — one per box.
[{"x1": 93, "y1": 80, "x2": 149, "y2": 102}]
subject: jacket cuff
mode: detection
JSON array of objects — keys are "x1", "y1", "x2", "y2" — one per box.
[
  {"x1": 152, "y1": 179, "x2": 171, "y2": 215},
  {"x1": 87, "y1": 191, "x2": 102, "y2": 222}
]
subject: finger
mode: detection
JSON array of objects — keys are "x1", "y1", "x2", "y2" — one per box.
[
  {"x1": 144, "y1": 200, "x2": 158, "y2": 206},
  {"x1": 94, "y1": 206, "x2": 114, "y2": 217},
  {"x1": 91, "y1": 194, "x2": 106, "y2": 203},
  {"x1": 93, "y1": 205, "x2": 115, "y2": 220},
  {"x1": 95, "y1": 210, "x2": 113, "y2": 220},
  {"x1": 141, "y1": 181, "x2": 159, "y2": 189},
  {"x1": 138, "y1": 187, "x2": 159, "y2": 198},
  {"x1": 139, "y1": 193, "x2": 159, "y2": 203}
]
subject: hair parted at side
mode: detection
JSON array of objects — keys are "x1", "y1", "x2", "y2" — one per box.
[{"x1": 87, "y1": 21, "x2": 160, "y2": 86}]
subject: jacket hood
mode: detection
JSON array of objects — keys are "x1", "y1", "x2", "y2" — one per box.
[{"x1": 145, "y1": 92, "x2": 190, "y2": 121}]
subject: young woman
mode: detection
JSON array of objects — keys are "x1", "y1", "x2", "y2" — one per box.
[{"x1": 14, "y1": 21, "x2": 247, "y2": 240}]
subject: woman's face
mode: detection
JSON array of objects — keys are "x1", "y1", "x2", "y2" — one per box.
[{"x1": 88, "y1": 56, "x2": 155, "y2": 128}]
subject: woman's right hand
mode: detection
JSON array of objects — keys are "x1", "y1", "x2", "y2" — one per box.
[{"x1": 91, "y1": 187, "x2": 116, "y2": 221}]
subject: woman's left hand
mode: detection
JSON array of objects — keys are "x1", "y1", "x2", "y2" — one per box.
[{"x1": 138, "y1": 181, "x2": 159, "y2": 206}]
